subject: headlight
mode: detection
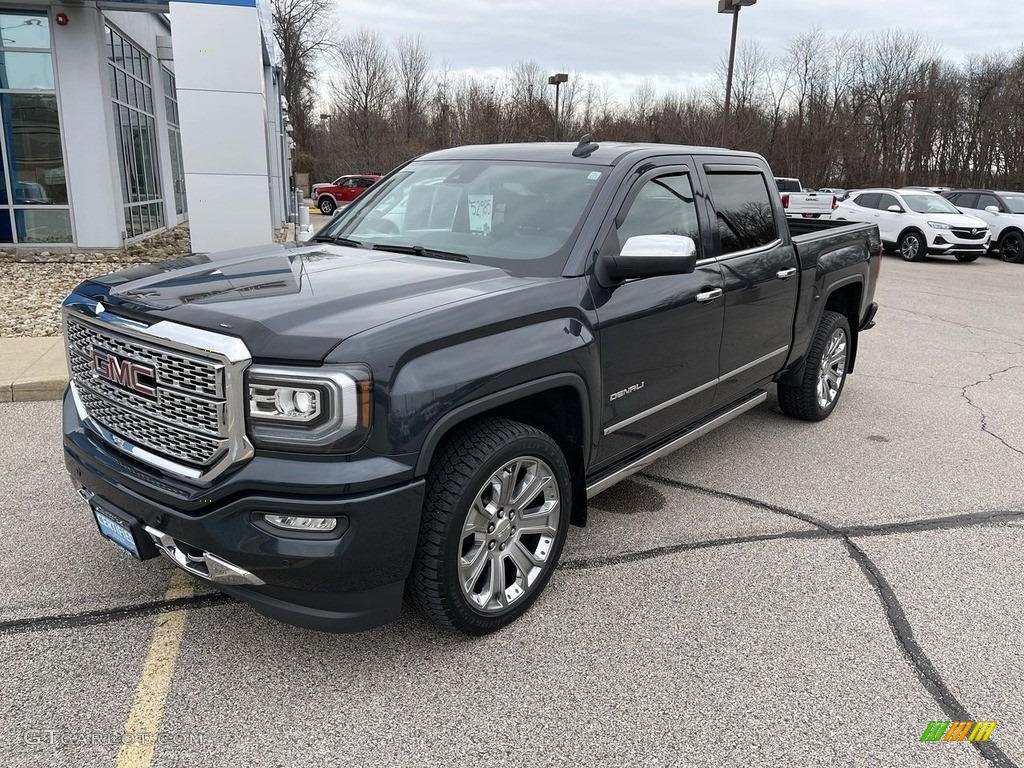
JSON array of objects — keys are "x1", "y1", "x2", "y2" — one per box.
[
  {"x1": 246, "y1": 365, "x2": 371, "y2": 452},
  {"x1": 927, "y1": 221, "x2": 953, "y2": 230}
]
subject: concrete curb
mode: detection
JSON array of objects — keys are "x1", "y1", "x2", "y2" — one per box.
[{"x1": 0, "y1": 337, "x2": 68, "y2": 403}]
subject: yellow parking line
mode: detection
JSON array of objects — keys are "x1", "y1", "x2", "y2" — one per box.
[{"x1": 115, "y1": 569, "x2": 195, "y2": 768}]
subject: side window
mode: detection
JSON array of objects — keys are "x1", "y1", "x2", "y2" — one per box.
[
  {"x1": 616, "y1": 173, "x2": 702, "y2": 258},
  {"x1": 976, "y1": 193, "x2": 1000, "y2": 211},
  {"x1": 877, "y1": 193, "x2": 901, "y2": 211},
  {"x1": 341, "y1": 178, "x2": 358, "y2": 188},
  {"x1": 358, "y1": 178, "x2": 375, "y2": 188},
  {"x1": 706, "y1": 172, "x2": 778, "y2": 254},
  {"x1": 854, "y1": 193, "x2": 879, "y2": 209},
  {"x1": 953, "y1": 193, "x2": 977, "y2": 209}
]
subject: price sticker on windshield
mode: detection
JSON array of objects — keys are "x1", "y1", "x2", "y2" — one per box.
[{"x1": 468, "y1": 195, "x2": 493, "y2": 235}]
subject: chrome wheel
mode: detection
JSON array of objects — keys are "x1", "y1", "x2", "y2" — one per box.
[
  {"x1": 816, "y1": 327, "x2": 848, "y2": 409},
  {"x1": 458, "y1": 456, "x2": 560, "y2": 613}
]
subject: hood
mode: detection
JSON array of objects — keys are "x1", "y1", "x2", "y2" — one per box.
[
  {"x1": 930, "y1": 212, "x2": 988, "y2": 228},
  {"x1": 85, "y1": 243, "x2": 535, "y2": 361}
]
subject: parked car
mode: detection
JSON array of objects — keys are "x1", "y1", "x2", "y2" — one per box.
[
  {"x1": 832, "y1": 188, "x2": 990, "y2": 262},
  {"x1": 774, "y1": 177, "x2": 836, "y2": 218},
  {"x1": 819, "y1": 187, "x2": 848, "y2": 200},
  {"x1": 942, "y1": 189, "x2": 1024, "y2": 263},
  {"x1": 312, "y1": 174, "x2": 381, "y2": 215},
  {"x1": 62, "y1": 140, "x2": 880, "y2": 635}
]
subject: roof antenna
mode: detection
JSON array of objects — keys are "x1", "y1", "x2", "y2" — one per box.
[{"x1": 572, "y1": 134, "x2": 599, "y2": 158}]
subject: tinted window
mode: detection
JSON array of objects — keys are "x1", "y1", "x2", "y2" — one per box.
[
  {"x1": 853, "y1": 193, "x2": 879, "y2": 209},
  {"x1": 952, "y1": 193, "x2": 978, "y2": 209},
  {"x1": 877, "y1": 193, "x2": 901, "y2": 211},
  {"x1": 708, "y1": 173, "x2": 778, "y2": 253},
  {"x1": 617, "y1": 173, "x2": 702, "y2": 258},
  {"x1": 774, "y1": 178, "x2": 801, "y2": 193},
  {"x1": 976, "y1": 193, "x2": 1000, "y2": 211}
]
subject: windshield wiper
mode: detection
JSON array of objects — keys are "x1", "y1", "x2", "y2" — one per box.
[
  {"x1": 310, "y1": 235, "x2": 364, "y2": 247},
  {"x1": 370, "y1": 244, "x2": 470, "y2": 263}
]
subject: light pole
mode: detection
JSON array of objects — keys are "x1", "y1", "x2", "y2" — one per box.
[
  {"x1": 718, "y1": 0, "x2": 757, "y2": 146},
  {"x1": 548, "y1": 73, "x2": 569, "y2": 141},
  {"x1": 898, "y1": 91, "x2": 927, "y2": 187}
]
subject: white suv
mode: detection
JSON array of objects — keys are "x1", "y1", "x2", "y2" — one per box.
[
  {"x1": 942, "y1": 190, "x2": 1024, "y2": 263},
  {"x1": 832, "y1": 188, "x2": 990, "y2": 262}
]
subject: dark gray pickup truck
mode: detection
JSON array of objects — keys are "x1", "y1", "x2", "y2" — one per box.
[{"x1": 62, "y1": 139, "x2": 880, "y2": 635}]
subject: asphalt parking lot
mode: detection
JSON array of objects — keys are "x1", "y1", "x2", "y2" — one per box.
[{"x1": 2, "y1": 253, "x2": 1022, "y2": 768}]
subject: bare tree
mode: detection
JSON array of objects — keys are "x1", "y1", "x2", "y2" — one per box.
[{"x1": 271, "y1": 0, "x2": 336, "y2": 150}]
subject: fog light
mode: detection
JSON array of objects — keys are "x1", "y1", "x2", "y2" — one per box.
[{"x1": 263, "y1": 514, "x2": 337, "y2": 532}]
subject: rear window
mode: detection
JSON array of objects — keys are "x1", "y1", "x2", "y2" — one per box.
[
  {"x1": 708, "y1": 173, "x2": 779, "y2": 254},
  {"x1": 774, "y1": 178, "x2": 801, "y2": 193}
]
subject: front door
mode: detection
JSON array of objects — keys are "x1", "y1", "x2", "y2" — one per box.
[
  {"x1": 590, "y1": 165, "x2": 725, "y2": 467},
  {"x1": 698, "y1": 163, "x2": 800, "y2": 405}
]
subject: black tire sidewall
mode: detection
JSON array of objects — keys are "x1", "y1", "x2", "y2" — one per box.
[
  {"x1": 318, "y1": 197, "x2": 335, "y2": 214},
  {"x1": 438, "y1": 432, "x2": 572, "y2": 634}
]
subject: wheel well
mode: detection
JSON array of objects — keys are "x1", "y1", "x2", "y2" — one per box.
[
  {"x1": 824, "y1": 282, "x2": 862, "y2": 372},
  {"x1": 898, "y1": 226, "x2": 926, "y2": 245},
  {"x1": 428, "y1": 386, "x2": 589, "y2": 527},
  {"x1": 999, "y1": 227, "x2": 1023, "y2": 242}
]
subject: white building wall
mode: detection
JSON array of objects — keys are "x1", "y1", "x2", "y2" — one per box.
[
  {"x1": 50, "y1": 5, "x2": 123, "y2": 248},
  {"x1": 169, "y1": 1, "x2": 274, "y2": 253}
]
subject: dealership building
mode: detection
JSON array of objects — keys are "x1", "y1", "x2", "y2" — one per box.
[{"x1": 0, "y1": 0, "x2": 291, "y2": 252}]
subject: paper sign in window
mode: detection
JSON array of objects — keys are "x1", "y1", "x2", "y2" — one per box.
[{"x1": 468, "y1": 195, "x2": 494, "y2": 234}]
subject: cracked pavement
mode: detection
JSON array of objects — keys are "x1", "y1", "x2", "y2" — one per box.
[{"x1": 1, "y1": 254, "x2": 1022, "y2": 767}]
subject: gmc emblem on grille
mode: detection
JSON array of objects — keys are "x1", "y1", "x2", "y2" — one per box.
[{"x1": 92, "y1": 348, "x2": 157, "y2": 398}]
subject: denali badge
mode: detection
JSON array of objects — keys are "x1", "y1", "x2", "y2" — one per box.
[
  {"x1": 610, "y1": 382, "x2": 645, "y2": 401},
  {"x1": 92, "y1": 348, "x2": 157, "y2": 398}
]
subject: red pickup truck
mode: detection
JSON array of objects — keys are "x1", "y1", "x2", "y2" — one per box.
[{"x1": 313, "y1": 175, "x2": 381, "y2": 214}]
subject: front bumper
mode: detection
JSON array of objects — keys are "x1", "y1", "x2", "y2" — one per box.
[
  {"x1": 64, "y1": 389, "x2": 426, "y2": 633},
  {"x1": 927, "y1": 231, "x2": 991, "y2": 254}
]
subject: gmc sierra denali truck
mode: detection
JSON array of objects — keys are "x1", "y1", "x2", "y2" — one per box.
[{"x1": 62, "y1": 139, "x2": 880, "y2": 635}]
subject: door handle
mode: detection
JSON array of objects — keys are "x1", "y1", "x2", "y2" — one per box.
[
  {"x1": 776, "y1": 267, "x2": 798, "y2": 279},
  {"x1": 695, "y1": 288, "x2": 723, "y2": 303}
]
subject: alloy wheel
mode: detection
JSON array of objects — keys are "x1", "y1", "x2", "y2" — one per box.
[
  {"x1": 817, "y1": 327, "x2": 848, "y2": 409},
  {"x1": 458, "y1": 457, "x2": 560, "y2": 613}
]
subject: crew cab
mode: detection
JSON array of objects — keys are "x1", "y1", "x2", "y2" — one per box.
[
  {"x1": 62, "y1": 140, "x2": 880, "y2": 636},
  {"x1": 313, "y1": 174, "x2": 381, "y2": 215},
  {"x1": 833, "y1": 188, "x2": 990, "y2": 262},
  {"x1": 774, "y1": 177, "x2": 836, "y2": 218},
  {"x1": 942, "y1": 189, "x2": 1024, "y2": 263}
]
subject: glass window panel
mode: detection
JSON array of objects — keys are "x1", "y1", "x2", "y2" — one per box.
[
  {"x1": 0, "y1": 12, "x2": 50, "y2": 49},
  {"x1": 706, "y1": 172, "x2": 779, "y2": 254},
  {"x1": 115, "y1": 69, "x2": 126, "y2": 103},
  {"x1": 0, "y1": 209, "x2": 13, "y2": 242},
  {"x1": 0, "y1": 52, "x2": 55, "y2": 90},
  {"x1": 14, "y1": 207, "x2": 71, "y2": 243},
  {"x1": 105, "y1": 26, "x2": 113, "y2": 61},
  {"x1": 2, "y1": 93, "x2": 68, "y2": 204}
]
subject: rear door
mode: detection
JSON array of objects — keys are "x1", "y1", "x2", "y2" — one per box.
[
  {"x1": 698, "y1": 161, "x2": 799, "y2": 406},
  {"x1": 591, "y1": 162, "x2": 725, "y2": 466}
]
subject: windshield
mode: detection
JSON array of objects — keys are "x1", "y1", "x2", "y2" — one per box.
[
  {"x1": 1002, "y1": 194, "x2": 1024, "y2": 213},
  {"x1": 316, "y1": 160, "x2": 607, "y2": 277},
  {"x1": 902, "y1": 194, "x2": 961, "y2": 214}
]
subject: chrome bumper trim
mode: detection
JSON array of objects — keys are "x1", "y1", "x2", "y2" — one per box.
[{"x1": 144, "y1": 525, "x2": 265, "y2": 586}]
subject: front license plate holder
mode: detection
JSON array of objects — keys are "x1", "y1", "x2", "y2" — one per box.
[{"x1": 92, "y1": 504, "x2": 156, "y2": 560}]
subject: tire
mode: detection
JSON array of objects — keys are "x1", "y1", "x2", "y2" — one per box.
[
  {"x1": 999, "y1": 230, "x2": 1024, "y2": 263},
  {"x1": 955, "y1": 253, "x2": 980, "y2": 263},
  {"x1": 778, "y1": 310, "x2": 852, "y2": 422},
  {"x1": 408, "y1": 417, "x2": 572, "y2": 635},
  {"x1": 317, "y1": 196, "x2": 337, "y2": 215},
  {"x1": 898, "y1": 231, "x2": 925, "y2": 262}
]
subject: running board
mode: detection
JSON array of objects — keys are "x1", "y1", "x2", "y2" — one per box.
[{"x1": 585, "y1": 391, "x2": 768, "y2": 499}]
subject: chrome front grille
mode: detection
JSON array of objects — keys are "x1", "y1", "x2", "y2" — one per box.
[
  {"x1": 62, "y1": 297, "x2": 254, "y2": 484},
  {"x1": 65, "y1": 317, "x2": 221, "y2": 398},
  {"x1": 77, "y1": 387, "x2": 224, "y2": 466}
]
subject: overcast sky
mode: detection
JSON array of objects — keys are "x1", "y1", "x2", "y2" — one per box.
[{"x1": 337, "y1": 0, "x2": 1023, "y2": 99}]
